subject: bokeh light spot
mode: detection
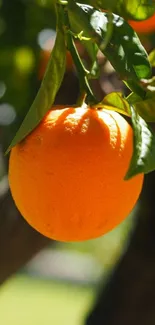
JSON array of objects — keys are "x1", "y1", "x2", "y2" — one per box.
[{"x1": 0, "y1": 103, "x2": 16, "y2": 125}]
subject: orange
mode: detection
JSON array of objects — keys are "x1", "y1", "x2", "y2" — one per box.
[
  {"x1": 129, "y1": 14, "x2": 155, "y2": 34},
  {"x1": 9, "y1": 106, "x2": 144, "y2": 242}
]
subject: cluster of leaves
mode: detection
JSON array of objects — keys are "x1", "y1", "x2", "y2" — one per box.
[
  {"x1": 6, "y1": 0, "x2": 155, "y2": 179},
  {"x1": 77, "y1": 0, "x2": 155, "y2": 20}
]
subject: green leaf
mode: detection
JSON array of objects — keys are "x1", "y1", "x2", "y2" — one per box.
[
  {"x1": 6, "y1": 5, "x2": 66, "y2": 153},
  {"x1": 133, "y1": 97, "x2": 155, "y2": 122},
  {"x1": 125, "y1": 106, "x2": 155, "y2": 179},
  {"x1": 92, "y1": 11, "x2": 151, "y2": 94},
  {"x1": 127, "y1": 92, "x2": 142, "y2": 104},
  {"x1": 99, "y1": 92, "x2": 131, "y2": 116},
  {"x1": 68, "y1": 3, "x2": 151, "y2": 97},
  {"x1": 76, "y1": 0, "x2": 155, "y2": 20},
  {"x1": 116, "y1": 0, "x2": 155, "y2": 20},
  {"x1": 149, "y1": 49, "x2": 155, "y2": 67},
  {"x1": 127, "y1": 78, "x2": 155, "y2": 122},
  {"x1": 96, "y1": 0, "x2": 118, "y2": 11}
]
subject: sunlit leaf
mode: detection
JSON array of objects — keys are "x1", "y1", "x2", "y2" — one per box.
[
  {"x1": 149, "y1": 49, "x2": 155, "y2": 67},
  {"x1": 99, "y1": 92, "x2": 131, "y2": 116},
  {"x1": 125, "y1": 106, "x2": 155, "y2": 179},
  {"x1": 90, "y1": 10, "x2": 151, "y2": 94},
  {"x1": 116, "y1": 0, "x2": 155, "y2": 20},
  {"x1": 68, "y1": 3, "x2": 151, "y2": 97},
  {"x1": 76, "y1": 0, "x2": 155, "y2": 20}
]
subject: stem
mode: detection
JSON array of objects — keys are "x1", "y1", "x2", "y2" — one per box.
[
  {"x1": 64, "y1": 8, "x2": 97, "y2": 105},
  {"x1": 76, "y1": 91, "x2": 87, "y2": 106}
]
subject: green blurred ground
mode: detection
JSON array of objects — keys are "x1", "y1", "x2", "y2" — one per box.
[{"x1": 0, "y1": 275, "x2": 94, "y2": 325}]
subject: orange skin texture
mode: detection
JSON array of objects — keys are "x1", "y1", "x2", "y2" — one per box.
[
  {"x1": 9, "y1": 106, "x2": 144, "y2": 242},
  {"x1": 129, "y1": 14, "x2": 155, "y2": 34}
]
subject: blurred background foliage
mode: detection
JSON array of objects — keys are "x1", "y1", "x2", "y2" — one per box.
[{"x1": 0, "y1": 1, "x2": 155, "y2": 324}]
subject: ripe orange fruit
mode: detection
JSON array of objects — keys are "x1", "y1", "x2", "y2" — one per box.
[
  {"x1": 9, "y1": 106, "x2": 144, "y2": 242},
  {"x1": 129, "y1": 14, "x2": 155, "y2": 34}
]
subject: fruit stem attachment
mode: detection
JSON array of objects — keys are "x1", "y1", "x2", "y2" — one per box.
[{"x1": 76, "y1": 91, "x2": 87, "y2": 106}]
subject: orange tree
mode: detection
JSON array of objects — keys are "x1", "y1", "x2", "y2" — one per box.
[{"x1": 6, "y1": 0, "x2": 155, "y2": 241}]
